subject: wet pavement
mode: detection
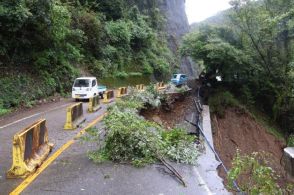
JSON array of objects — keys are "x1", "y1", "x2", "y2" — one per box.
[
  {"x1": 22, "y1": 136, "x2": 209, "y2": 195},
  {"x1": 0, "y1": 99, "x2": 108, "y2": 194},
  {"x1": 0, "y1": 97, "x2": 230, "y2": 195}
]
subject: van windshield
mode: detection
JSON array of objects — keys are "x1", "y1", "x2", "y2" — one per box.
[
  {"x1": 173, "y1": 74, "x2": 178, "y2": 79},
  {"x1": 74, "y1": 79, "x2": 90, "y2": 87}
]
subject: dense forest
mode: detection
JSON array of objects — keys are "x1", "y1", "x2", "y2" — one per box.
[
  {"x1": 0, "y1": 0, "x2": 174, "y2": 113},
  {"x1": 181, "y1": 0, "x2": 294, "y2": 137}
]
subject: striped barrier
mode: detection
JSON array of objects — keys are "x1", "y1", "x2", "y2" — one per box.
[
  {"x1": 103, "y1": 90, "x2": 115, "y2": 104},
  {"x1": 64, "y1": 102, "x2": 86, "y2": 130},
  {"x1": 88, "y1": 95, "x2": 101, "y2": 113},
  {"x1": 155, "y1": 82, "x2": 166, "y2": 91},
  {"x1": 117, "y1": 87, "x2": 128, "y2": 98},
  {"x1": 136, "y1": 84, "x2": 145, "y2": 91},
  {"x1": 6, "y1": 119, "x2": 53, "y2": 178}
]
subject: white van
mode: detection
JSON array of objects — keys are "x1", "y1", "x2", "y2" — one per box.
[{"x1": 72, "y1": 77, "x2": 99, "y2": 100}]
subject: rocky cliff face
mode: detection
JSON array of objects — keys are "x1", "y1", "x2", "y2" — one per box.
[
  {"x1": 159, "y1": 0, "x2": 199, "y2": 78},
  {"x1": 133, "y1": 0, "x2": 199, "y2": 78}
]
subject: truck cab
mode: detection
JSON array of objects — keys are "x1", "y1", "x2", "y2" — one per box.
[
  {"x1": 171, "y1": 74, "x2": 188, "y2": 86},
  {"x1": 72, "y1": 77, "x2": 99, "y2": 100}
]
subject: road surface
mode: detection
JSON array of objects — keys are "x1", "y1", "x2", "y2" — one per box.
[{"x1": 0, "y1": 98, "x2": 230, "y2": 195}]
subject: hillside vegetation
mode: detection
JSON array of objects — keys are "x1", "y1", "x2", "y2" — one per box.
[
  {"x1": 0, "y1": 0, "x2": 174, "y2": 113},
  {"x1": 181, "y1": 0, "x2": 294, "y2": 137}
]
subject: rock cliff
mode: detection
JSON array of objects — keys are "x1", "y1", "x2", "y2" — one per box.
[
  {"x1": 159, "y1": 0, "x2": 199, "y2": 78},
  {"x1": 133, "y1": 0, "x2": 199, "y2": 78}
]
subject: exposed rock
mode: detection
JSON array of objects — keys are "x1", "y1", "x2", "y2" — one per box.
[
  {"x1": 134, "y1": 0, "x2": 200, "y2": 78},
  {"x1": 158, "y1": 0, "x2": 199, "y2": 78}
]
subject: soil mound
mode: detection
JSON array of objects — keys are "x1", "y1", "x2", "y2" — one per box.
[{"x1": 212, "y1": 107, "x2": 287, "y2": 186}]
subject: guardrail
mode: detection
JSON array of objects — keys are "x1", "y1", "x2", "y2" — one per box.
[
  {"x1": 103, "y1": 90, "x2": 115, "y2": 104},
  {"x1": 117, "y1": 87, "x2": 128, "y2": 98},
  {"x1": 64, "y1": 102, "x2": 86, "y2": 130},
  {"x1": 88, "y1": 95, "x2": 101, "y2": 113},
  {"x1": 6, "y1": 119, "x2": 53, "y2": 178},
  {"x1": 186, "y1": 86, "x2": 241, "y2": 193}
]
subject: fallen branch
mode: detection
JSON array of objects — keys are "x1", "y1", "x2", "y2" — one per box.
[{"x1": 158, "y1": 157, "x2": 187, "y2": 187}]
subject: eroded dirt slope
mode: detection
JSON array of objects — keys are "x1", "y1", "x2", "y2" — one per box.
[
  {"x1": 141, "y1": 95, "x2": 194, "y2": 129},
  {"x1": 212, "y1": 107, "x2": 287, "y2": 186}
]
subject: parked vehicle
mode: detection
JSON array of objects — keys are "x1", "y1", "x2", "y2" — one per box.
[
  {"x1": 72, "y1": 77, "x2": 99, "y2": 100},
  {"x1": 171, "y1": 74, "x2": 188, "y2": 86},
  {"x1": 98, "y1": 85, "x2": 107, "y2": 99}
]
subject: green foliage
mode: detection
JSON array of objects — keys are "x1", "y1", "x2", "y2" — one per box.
[
  {"x1": 181, "y1": 0, "x2": 294, "y2": 135},
  {"x1": 126, "y1": 86, "x2": 162, "y2": 108},
  {"x1": 0, "y1": 0, "x2": 174, "y2": 113},
  {"x1": 250, "y1": 108, "x2": 285, "y2": 141},
  {"x1": 0, "y1": 100, "x2": 10, "y2": 116},
  {"x1": 114, "y1": 99, "x2": 145, "y2": 111},
  {"x1": 228, "y1": 151, "x2": 283, "y2": 194},
  {"x1": 181, "y1": 27, "x2": 249, "y2": 83},
  {"x1": 0, "y1": 73, "x2": 63, "y2": 108},
  {"x1": 161, "y1": 128, "x2": 199, "y2": 164},
  {"x1": 208, "y1": 90, "x2": 239, "y2": 117},
  {"x1": 287, "y1": 134, "x2": 294, "y2": 147},
  {"x1": 0, "y1": 108, "x2": 10, "y2": 117},
  {"x1": 85, "y1": 91, "x2": 199, "y2": 167},
  {"x1": 129, "y1": 72, "x2": 143, "y2": 77}
]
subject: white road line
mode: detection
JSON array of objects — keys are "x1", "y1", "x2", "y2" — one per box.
[
  {"x1": 0, "y1": 103, "x2": 72, "y2": 129},
  {"x1": 193, "y1": 167, "x2": 215, "y2": 195}
]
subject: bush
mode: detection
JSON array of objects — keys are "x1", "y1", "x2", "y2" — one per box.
[
  {"x1": 115, "y1": 71, "x2": 128, "y2": 78},
  {"x1": 228, "y1": 151, "x2": 283, "y2": 194},
  {"x1": 208, "y1": 90, "x2": 239, "y2": 117},
  {"x1": 0, "y1": 100, "x2": 10, "y2": 116},
  {"x1": 0, "y1": 70, "x2": 76, "y2": 110},
  {"x1": 162, "y1": 128, "x2": 199, "y2": 164},
  {"x1": 85, "y1": 91, "x2": 199, "y2": 167},
  {"x1": 0, "y1": 1, "x2": 175, "y2": 113},
  {"x1": 129, "y1": 72, "x2": 143, "y2": 76},
  {"x1": 126, "y1": 86, "x2": 161, "y2": 108},
  {"x1": 287, "y1": 134, "x2": 294, "y2": 147}
]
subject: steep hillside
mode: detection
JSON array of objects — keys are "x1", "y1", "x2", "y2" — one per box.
[
  {"x1": 158, "y1": 0, "x2": 198, "y2": 77},
  {"x1": 0, "y1": 0, "x2": 198, "y2": 113},
  {"x1": 190, "y1": 10, "x2": 230, "y2": 31},
  {"x1": 212, "y1": 107, "x2": 287, "y2": 186},
  {"x1": 182, "y1": 0, "x2": 294, "y2": 138}
]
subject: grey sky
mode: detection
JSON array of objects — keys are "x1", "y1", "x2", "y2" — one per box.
[{"x1": 185, "y1": 0, "x2": 232, "y2": 24}]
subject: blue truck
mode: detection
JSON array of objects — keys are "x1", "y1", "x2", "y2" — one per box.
[{"x1": 171, "y1": 74, "x2": 188, "y2": 86}]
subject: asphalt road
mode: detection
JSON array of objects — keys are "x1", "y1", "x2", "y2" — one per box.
[
  {"x1": 0, "y1": 98, "x2": 230, "y2": 195},
  {"x1": 0, "y1": 99, "x2": 108, "y2": 194}
]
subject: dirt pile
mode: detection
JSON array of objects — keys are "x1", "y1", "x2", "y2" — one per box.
[
  {"x1": 212, "y1": 107, "x2": 287, "y2": 186},
  {"x1": 141, "y1": 95, "x2": 194, "y2": 129}
]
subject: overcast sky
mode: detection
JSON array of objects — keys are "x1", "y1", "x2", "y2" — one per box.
[{"x1": 185, "y1": 0, "x2": 232, "y2": 24}]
